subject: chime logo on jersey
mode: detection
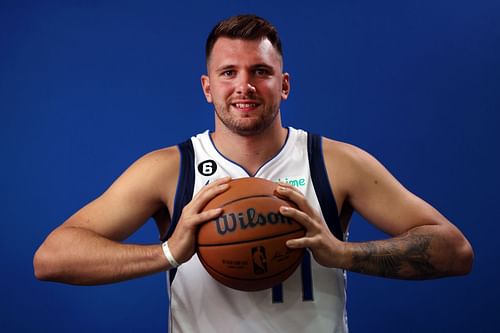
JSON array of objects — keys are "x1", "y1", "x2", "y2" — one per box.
[
  {"x1": 275, "y1": 176, "x2": 307, "y2": 187},
  {"x1": 198, "y1": 159, "x2": 217, "y2": 176},
  {"x1": 251, "y1": 246, "x2": 268, "y2": 274}
]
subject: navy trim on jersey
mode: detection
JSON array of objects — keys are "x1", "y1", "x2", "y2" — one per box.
[
  {"x1": 167, "y1": 139, "x2": 195, "y2": 239},
  {"x1": 207, "y1": 128, "x2": 291, "y2": 177},
  {"x1": 272, "y1": 284, "x2": 283, "y2": 303},
  {"x1": 165, "y1": 139, "x2": 195, "y2": 284},
  {"x1": 307, "y1": 133, "x2": 343, "y2": 240},
  {"x1": 168, "y1": 268, "x2": 176, "y2": 286},
  {"x1": 301, "y1": 250, "x2": 314, "y2": 301}
]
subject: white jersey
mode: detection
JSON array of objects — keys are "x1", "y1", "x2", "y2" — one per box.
[{"x1": 163, "y1": 127, "x2": 348, "y2": 333}]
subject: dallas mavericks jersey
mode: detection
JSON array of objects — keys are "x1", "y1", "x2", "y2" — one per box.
[{"x1": 163, "y1": 127, "x2": 348, "y2": 333}]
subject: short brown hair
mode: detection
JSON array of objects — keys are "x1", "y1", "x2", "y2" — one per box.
[{"x1": 205, "y1": 14, "x2": 283, "y2": 64}]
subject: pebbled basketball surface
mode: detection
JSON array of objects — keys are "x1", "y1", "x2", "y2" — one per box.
[{"x1": 197, "y1": 177, "x2": 306, "y2": 291}]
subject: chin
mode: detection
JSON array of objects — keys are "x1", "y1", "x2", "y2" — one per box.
[
  {"x1": 216, "y1": 107, "x2": 278, "y2": 136},
  {"x1": 228, "y1": 121, "x2": 268, "y2": 136}
]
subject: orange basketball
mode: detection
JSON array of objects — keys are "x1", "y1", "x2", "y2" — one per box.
[{"x1": 197, "y1": 177, "x2": 305, "y2": 291}]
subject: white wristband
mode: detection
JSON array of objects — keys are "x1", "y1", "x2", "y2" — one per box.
[{"x1": 162, "y1": 241, "x2": 180, "y2": 268}]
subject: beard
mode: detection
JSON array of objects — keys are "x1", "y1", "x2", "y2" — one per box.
[{"x1": 213, "y1": 102, "x2": 280, "y2": 136}]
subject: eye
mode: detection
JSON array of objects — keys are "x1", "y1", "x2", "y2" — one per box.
[
  {"x1": 255, "y1": 68, "x2": 270, "y2": 76},
  {"x1": 221, "y1": 70, "x2": 235, "y2": 77}
]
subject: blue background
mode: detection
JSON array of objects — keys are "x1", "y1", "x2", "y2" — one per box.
[{"x1": 1, "y1": 0, "x2": 499, "y2": 331}]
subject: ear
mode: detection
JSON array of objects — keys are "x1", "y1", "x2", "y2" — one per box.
[
  {"x1": 281, "y1": 73, "x2": 290, "y2": 100},
  {"x1": 201, "y1": 75, "x2": 213, "y2": 103}
]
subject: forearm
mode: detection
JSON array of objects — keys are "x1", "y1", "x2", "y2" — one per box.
[
  {"x1": 344, "y1": 225, "x2": 473, "y2": 279},
  {"x1": 34, "y1": 226, "x2": 170, "y2": 285}
]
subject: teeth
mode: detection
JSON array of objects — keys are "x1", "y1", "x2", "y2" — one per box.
[{"x1": 235, "y1": 103, "x2": 257, "y2": 108}]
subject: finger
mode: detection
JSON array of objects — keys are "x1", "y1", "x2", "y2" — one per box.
[
  {"x1": 192, "y1": 176, "x2": 231, "y2": 199},
  {"x1": 184, "y1": 208, "x2": 223, "y2": 229},
  {"x1": 210, "y1": 176, "x2": 232, "y2": 186},
  {"x1": 280, "y1": 206, "x2": 316, "y2": 230},
  {"x1": 189, "y1": 180, "x2": 230, "y2": 212},
  {"x1": 275, "y1": 182, "x2": 302, "y2": 195},
  {"x1": 195, "y1": 207, "x2": 224, "y2": 222},
  {"x1": 286, "y1": 237, "x2": 313, "y2": 249},
  {"x1": 194, "y1": 176, "x2": 231, "y2": 199},
  {"x1": 276, "y1": 186, "x2": 315, "y2": 216},
  {"x1": 274, "y1": 183, "x2": 296, "y2": 202}
]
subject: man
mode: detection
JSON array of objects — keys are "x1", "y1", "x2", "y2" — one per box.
[{"x1": 34, "y1": 14, "x2": 473, "y2": 332}]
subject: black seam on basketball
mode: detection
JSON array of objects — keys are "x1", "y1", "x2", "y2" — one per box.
[
  {"x1": 198, "y1": 251, "x2": 303, "y2": 282},
  {"x1": 197, "y1": 228, "x2": 305, "y2": 247},
  {"x1": 216, "y1": 194, "x2": 283, "y2": 209}
]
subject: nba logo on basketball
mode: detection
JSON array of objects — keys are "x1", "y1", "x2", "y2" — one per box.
[{"x1": 251, "y1": 246, "x2": 268, "y2": 275}]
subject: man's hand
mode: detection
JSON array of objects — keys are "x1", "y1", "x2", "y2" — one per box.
[
  {"x1": 275, "y1": 182, "x2": 473, "y2": 279},
  {"x1": 275, "y1": 183, "x2": 346, "y2": 269},
  {"x1": 167, "y1": 176, "x2": 231, "y2": 266}
]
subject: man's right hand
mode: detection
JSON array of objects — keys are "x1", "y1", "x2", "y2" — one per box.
[
  {"x1": 34, "y1": 148, "x2": 228, "y2": 284},
  {"x1": 166, "y1": 176, "x2": 231, "y2": 266}
]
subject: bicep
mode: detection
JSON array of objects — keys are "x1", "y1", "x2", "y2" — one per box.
[
  {"x1": 328, "y1": 141, "x2": 449, "y2": 236},
  {"x1": 63, "y1": 189, "x2": 159, "y2": 242},
  {"x1": 61, "y1": 148, "x2": 179, "y2": 241},
  {"x1": 352, "y1": 175, "x2": 446, "y2": 236}
]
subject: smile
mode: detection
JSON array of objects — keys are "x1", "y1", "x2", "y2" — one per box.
[{"x1": 235, "y1": 103, "x2": 258, "y2": 108}]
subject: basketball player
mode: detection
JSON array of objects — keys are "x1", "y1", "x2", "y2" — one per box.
[{"x1": 34, "y1": 14, "x2": 473, "y2": 332}]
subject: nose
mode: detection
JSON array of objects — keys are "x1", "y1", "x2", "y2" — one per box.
[{"x1": 235, "y1": 72, "x2": 256, "y2": 95}]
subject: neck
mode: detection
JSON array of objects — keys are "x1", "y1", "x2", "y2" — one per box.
[{"x1": 211, "y1": 118, "x2": 288, "y2": 176}]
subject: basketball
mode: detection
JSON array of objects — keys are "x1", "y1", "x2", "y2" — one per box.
[{"x1": 197, "y1": 177, "x2": 305, "y2": 291}]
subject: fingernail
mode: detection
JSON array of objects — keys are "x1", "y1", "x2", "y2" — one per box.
[{"x1": 280, "y1": 206, "x2": 289, "y2": 212}]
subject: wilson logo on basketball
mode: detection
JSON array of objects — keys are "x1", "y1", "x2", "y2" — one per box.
[{"x1": 215, "y1": 208, "x2": 293, "y2": 236}]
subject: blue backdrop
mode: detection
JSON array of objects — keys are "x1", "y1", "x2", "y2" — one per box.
[{"x1": 1, "y1": 0, "x2": 499, "y2": 332}]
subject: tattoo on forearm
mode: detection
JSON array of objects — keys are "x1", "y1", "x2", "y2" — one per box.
[{"x1": 350, "y1": 231, "x2": 440, "y2": 279}]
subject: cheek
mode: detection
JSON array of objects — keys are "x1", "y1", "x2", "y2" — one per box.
[
  {"x1": 262, "y1": 82, "x2": 284, "y2": 99},
  {"x1": 211, "y1": 84, "x2": 232, "y2": 99}
]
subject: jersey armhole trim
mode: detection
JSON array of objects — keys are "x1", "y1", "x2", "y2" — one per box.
[
  {"x1": 165, "y1": 139, "x2": 195, "y2": 285},
  {"x1": 307, "y1": 133, "x2": 343, "y2": 240},
  {"x1": 163, "y1": 139, "x2": 195, "y2": 242}
]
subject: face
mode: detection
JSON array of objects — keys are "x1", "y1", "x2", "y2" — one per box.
[{"x1": 201, "y1": 37, "x2": 290, "y2": 136}]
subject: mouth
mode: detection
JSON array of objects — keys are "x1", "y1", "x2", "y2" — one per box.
[{"x1": 231, "y1": 102, "x2": 261, "y2": 112}]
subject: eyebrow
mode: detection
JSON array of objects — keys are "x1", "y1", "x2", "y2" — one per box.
[
  {"x1": 215, "y1": 64, "x2": 236, "y2": 73},
  {"x1": 251, "y1": 64, "x2": 274, "y2": 71},
  {"x1": 214, "y1": 63, "x2": 275, "y2": 73}
]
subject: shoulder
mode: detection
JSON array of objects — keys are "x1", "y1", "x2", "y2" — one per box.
[
  {"x1": 321, "y1": 136, "x2": 377, "y2": 172},
  {"x1": 128, "y1": 145, "x2": 180, "y2": 178},
  {"x1": 301, "y1": 130, "x2": 368, "y2": 165},
  {"x1": 111, "y1": 145, "x2": 181, "y2": 208},
  {"x1": 143, "y1": 145, "x2": 182, "y2": 210},
  {"x1": 138, "y1": 145, "x2": 180, "y2": 167},
  {"x1": 320, "y1": 136, "x2": 391, "y2": 196}
]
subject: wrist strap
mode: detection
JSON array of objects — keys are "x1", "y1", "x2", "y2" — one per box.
[{"x1": 162, "y1": 241, "x2": 180, "y2": 268}]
